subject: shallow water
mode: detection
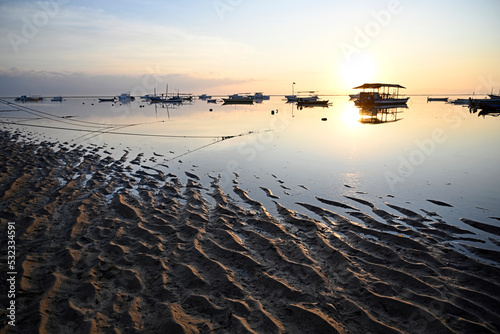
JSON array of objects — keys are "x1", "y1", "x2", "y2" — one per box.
[{"x1": 1, "y1": 95, "x2": 499, "y2": 250}]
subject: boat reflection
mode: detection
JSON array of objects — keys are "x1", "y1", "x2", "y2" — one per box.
[
  {"x1": 469, "y1": 105, "x2": 500, "y2": 118},
  {"x1": 357, "y1": 104, "x2": 407, "y2": 124}
]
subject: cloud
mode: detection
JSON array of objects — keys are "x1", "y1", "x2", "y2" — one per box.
[
  {"x1": 0, "y1": 67, "x2": 254, "y2": 96},
  {"x1": 0, "y1": 1, "x2": 257, "y2": 76}
]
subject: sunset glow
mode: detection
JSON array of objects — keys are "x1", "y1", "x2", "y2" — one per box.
[{"x1": 0, "y1": 0, "x2": 499, "y2": 96}]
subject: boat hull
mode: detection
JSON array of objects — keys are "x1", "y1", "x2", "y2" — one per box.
[{"x1": 222, "y1": 98, "x2": 254, "y2": 105}]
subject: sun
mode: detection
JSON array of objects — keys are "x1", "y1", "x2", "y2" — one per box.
[{"x1": 339, "y1": 54, "x2": 377, "y2": 89}]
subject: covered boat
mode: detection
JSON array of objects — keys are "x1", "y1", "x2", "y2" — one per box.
[{"x1": 353, "y1": 83, "x2": 409, "y2": 106}]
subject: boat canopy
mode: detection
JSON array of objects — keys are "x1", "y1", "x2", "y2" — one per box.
[{"x1": 353, "y1": 83, "x2": 406, "y2": 90}]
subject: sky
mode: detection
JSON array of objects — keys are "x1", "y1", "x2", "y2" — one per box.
[{"x1": 0, "y1": 0, "x2": 499, "y2": 96}]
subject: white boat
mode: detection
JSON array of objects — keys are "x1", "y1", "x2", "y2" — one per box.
[{"x1": 353, "y1": 83, "x2": 409, "y2": 106}]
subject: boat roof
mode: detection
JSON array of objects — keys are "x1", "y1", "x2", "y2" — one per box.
[{"x1": 353, "y1": 83, "x2": 406, "y2": 89}]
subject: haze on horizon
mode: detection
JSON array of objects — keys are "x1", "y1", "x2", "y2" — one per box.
[{"x1": 0, "y1": 0, "x2": 499, "y2": 97}]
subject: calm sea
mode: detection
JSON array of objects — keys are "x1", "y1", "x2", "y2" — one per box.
[{"x1": 1, "y1": 95, "x2": 499, "y2": 251}]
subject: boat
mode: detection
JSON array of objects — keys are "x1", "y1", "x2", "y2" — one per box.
[
  {"x1": 297, "y1": 98, "x2": 329, "y2": 106},
  {"x1": 469, "y1": 98, "x2": 500, "y2": 109},
  {"x1": 222, "y1": 94, "x2": 254, "y2": 104},
  {"x1": 449, "y1": 98, "x2": 470, "y2": 105},
  {"x1": 349, "y1": 94, "x2": 360, "y2": 100},
  {"x1": 207, "y1": 99, "x2": 217, "y2": 103},
  {"x1": 199, "y1": 94, "x2": 212, "y2": 100},
  {"x1": 427, "y1": 97, "x2": 448, "y2": 102},
  {"x1": 15, "y1": 95, "x2": 43, "y2": 102},
  {"x1": 118, "y1": 93, "x2": 135, "y2": 101},
  {"x1": 488, "y1": 94, "x2": 500, "y2": 100},
  {"x1": 353, "y1": 83, "x2": 409, "y2": 106},
  {"x1": 287, "y1": 91, "x2": 320, "y2": 102},
  {"x1": 99, "y1": 97, "x2": 116, "y2": 102},
  {"x1": 166, "y1": 96, "x2": 183, "y2": 103},
  {"x1": 251, "y1": 92, "x2": 270, "y2": 100},
  {"x1": 51, "y1": 96, "x2": 63, "y2": 102}
]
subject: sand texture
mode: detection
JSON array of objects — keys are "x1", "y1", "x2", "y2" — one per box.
[{"x1": 1, "y1": 131, "x2": 499, "y2": 333}]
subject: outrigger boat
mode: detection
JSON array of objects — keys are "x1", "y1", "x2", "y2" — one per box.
[{"x1": 353, "y1": 83, "x2": 409, "y2": 106}]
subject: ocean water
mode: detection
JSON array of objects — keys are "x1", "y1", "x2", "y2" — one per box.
[{"x1": 1, "y1": 95, "x2": 499, "y2": 250}]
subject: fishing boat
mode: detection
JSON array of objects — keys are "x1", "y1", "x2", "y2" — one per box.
[
  {"x1": 353, "y1": 83, "x2": 409, "y2": 106},
  {"x1": 287, "y1": 91, "x2": 320, "y2": 103},
  {"x1": 222, "y1": 94, "x2": 254, "y2": 104},
  {"x1": 427, "y1": 97, "x2": 449, "y2": 102},
  {"x1": 15, "y1": 95, "x2": 43, "y2": 102},
  {"x1": 118, "y1": 93, "x2": 135, "y2": 101},
  {"x1": 449, "y1": 98, "x2": 470, "y2": 105},
  {"x1": 296, "y1": 98, "x2": 329, "y2": 106},
  {"x1": 251, "y1": 92, "x2": 270, "y2": 100},
  {"x1": 99, "y1": 97, "x2": 116, "y2": 102},
  {"x1": 469, "y1": 97, "x2": 500, "y2": 109}
]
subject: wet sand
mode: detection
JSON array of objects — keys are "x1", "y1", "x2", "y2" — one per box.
[{"x1": 1, "y1": 130, "x2": 500, "y2": 333}]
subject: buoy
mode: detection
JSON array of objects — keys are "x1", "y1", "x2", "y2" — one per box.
[
  {"x1": 271, "y1": 110, "x2": 275, "y2": 115},
  {"x1": 321, "y1": 118, "x2": 327, "y2": 121},
  {"x1": 209, "y1": 109, "x2": 213, "y2": 112}
]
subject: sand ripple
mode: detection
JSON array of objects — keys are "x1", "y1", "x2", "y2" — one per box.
[{"x1": 1, "y1": 131, "x2": 500, "y2": 333}]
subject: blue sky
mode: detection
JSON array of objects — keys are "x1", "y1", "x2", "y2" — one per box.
[{"x1": 1, "y1": 0, "x2": 499, "y2": 96}]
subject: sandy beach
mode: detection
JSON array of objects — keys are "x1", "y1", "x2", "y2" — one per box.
[{"x1": 1, "y1": 129, "x2": 500, "y2": 334}]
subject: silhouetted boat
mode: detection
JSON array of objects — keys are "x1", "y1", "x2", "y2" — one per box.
[
  {"x1": 287, "y1": 91, "x2": 320, "y2": 102},
  {"x1": 251, "y1": 92, "x2": 270, "y2": 100},
  {"x1": 427, "y1": 97, "x2": 448, "y2": 102},
  {"x1": 222, "y1": 94, "x2": 254, "y2": 104},
  {"x1": 353, "y1": 83, "x2": 409, "y2": 106},
  {"x1": 297, "y1": 98, "x2": 329, "y2": 106},
  {"x1": 449, "y1": 98, "x2": 470, "y2": 105},
  {"x1": 199, "y1": 94, "x2": 212, "y2": 100},
  {"x1": 99, "y1": 97, "x2": 116, "y2": 102}
]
